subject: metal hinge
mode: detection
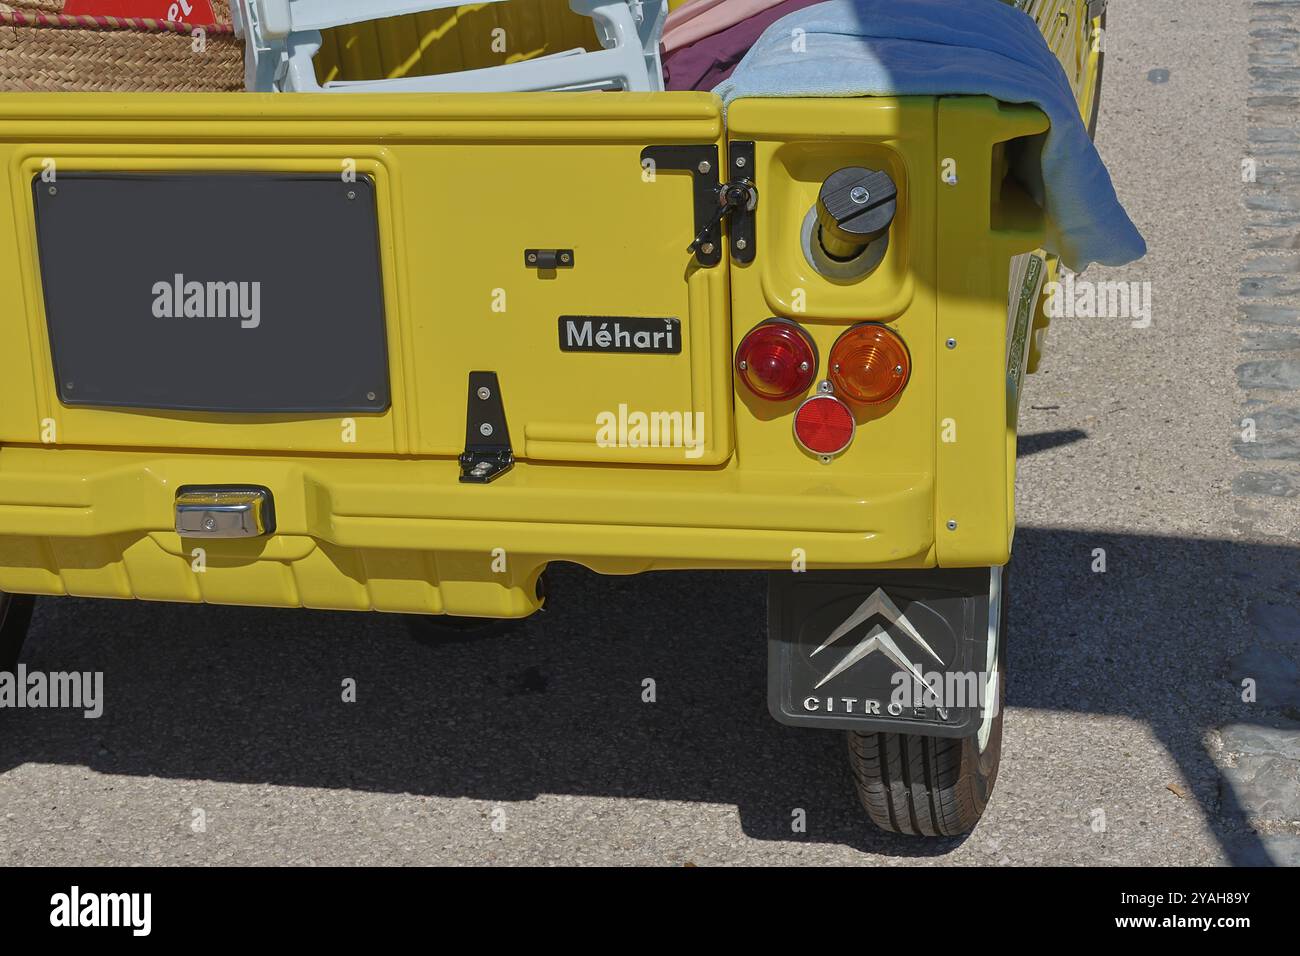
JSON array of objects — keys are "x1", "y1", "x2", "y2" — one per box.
[
  {"x1": 727, "y1": 141, "x2": 757, "y2": 264},
  {"x1": 459, "y1": 371, "x2": 514, "y2": 483}
]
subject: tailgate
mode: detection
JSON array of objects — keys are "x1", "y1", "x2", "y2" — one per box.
[{"x1": 0, "y1": 92, "x2": 733, "y2": 466}]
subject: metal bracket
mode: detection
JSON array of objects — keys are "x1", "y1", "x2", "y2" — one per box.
[
  {"x1": 525, "y1": 248, "x2": 574, "y2": 270},
  {"x1": 640, "y1": 144, "x2": 722, "y2": 266},
  {"x1": 728, "y1": 140, "x2": 757, "y2": 264},
  {"x1": 459, "y1": 371, "x2": 514, "y2": 484}
]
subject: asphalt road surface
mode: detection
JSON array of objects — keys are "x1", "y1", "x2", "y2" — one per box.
[{"x1": 2, "y1": 0, "x2": 1298, "y2": 866}]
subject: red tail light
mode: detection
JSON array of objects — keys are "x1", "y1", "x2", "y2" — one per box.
[
  {"x1": 828, "y1": 322, "x2": 910, "y2": 406},
  {"x1": 735, "y1": 319, "x2": 818, "y2": 402},
  {"x1": 794, "y1": 394, "x2": 855, "y2": 458}
]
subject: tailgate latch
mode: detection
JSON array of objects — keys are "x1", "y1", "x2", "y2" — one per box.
[
  {"x1": 640, "y1": 141, "x2": 758, "y2": 266},
  {"x1": 459, "y1": 371, "x2": 514, "y2": 484}
]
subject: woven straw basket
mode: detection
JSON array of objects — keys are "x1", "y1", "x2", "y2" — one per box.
[{"x1": 0, "y1": 0, "x2": 244, "y2": 91}]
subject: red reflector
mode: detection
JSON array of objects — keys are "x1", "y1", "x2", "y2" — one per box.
[
  {"x1": 735, "y1": 319, "x2": 818, "y2": 402},
  {"x1": 793, "y1": 395, "x2": 855, "y2": 457}
]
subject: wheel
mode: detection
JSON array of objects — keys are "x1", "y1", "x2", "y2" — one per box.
[
  {"x1": 0, "y1": 590, "x2": 37, "y2": 674},
  {"x1": 846, "y1": 565, "x2": 1008, "y2": 836}
]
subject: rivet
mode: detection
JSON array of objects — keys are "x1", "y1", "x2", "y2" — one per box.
[
  {"x1": 366, "y1": 391, "x2": 376, "y2": 401},
  {"x1": 477, "y1": 386, "x2": 491, "y2": 400},
  {"x1": 479, "y1": 423, "x2": 493, "y2": 437}
]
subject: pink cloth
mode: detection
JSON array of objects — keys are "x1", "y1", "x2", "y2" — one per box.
[
  {"x1": 663, "y1": 0, "x2": 823, "y2": 90},
  {"x1": 661, "y1": 0, "x2": 794, "y2": 54}
]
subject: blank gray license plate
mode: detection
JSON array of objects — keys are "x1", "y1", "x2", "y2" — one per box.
[{"x1": 32, "y1": 173, "x2": 389, "y2": 413}]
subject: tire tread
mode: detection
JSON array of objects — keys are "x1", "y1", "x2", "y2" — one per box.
[{"x1": 848, "y1": 729, "x2": 987, "y2": 837}]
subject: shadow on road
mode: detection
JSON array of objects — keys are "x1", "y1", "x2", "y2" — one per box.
[
  {"x1": 1016, "y1": 428, "x2": 1089, "y2": 457},
  {"x1": 0, "y1": 525, "x2": 1295, "y2": 863}
]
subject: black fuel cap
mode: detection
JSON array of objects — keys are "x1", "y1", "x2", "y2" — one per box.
[{"x1": 815, "y1": 167, "x2": 898, "y2": 261}]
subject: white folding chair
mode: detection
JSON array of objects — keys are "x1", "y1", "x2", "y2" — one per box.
[{"x1": 230, "y1": 0, "x2": 667, "y2": 93}]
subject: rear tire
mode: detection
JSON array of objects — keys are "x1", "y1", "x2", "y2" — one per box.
[{"x1": 846, "y1": 566, "x2": 1007, "y2": 836}]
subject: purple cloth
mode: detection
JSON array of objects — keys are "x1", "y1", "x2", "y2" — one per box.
[{"x1": 663, "y1": 0, "x2": 825, "y2": 91}]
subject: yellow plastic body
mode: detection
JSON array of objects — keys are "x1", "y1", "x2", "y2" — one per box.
[{"x1": 0, "y1": 4, "x2": 1103, "y2": 618}]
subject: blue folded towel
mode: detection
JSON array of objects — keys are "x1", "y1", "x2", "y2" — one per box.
[{"x1": 714, "y1": 0, "x2": 1146, "y2": 271}]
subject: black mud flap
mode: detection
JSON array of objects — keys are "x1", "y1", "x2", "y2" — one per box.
[{"x1": 768, "y1": 568, "x2": 998, "y2": 737}]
